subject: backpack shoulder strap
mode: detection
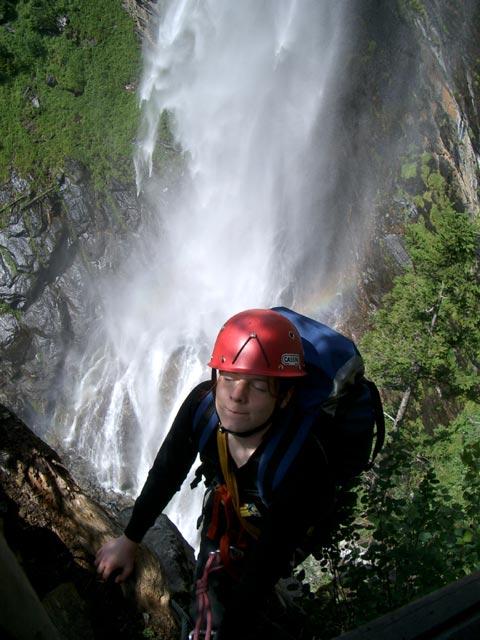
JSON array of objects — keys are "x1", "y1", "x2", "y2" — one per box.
[
  {"x1": 257, "y1": 407, "x2": 316, "y2": 505},
  {"x1": 190, "y1": 391, "x2": 219, "y2": 490},
  {"x1": 193, "y1": 390, "x2": 218, "y2": 452}
]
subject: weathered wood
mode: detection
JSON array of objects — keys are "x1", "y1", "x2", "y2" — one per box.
[
  {"x1": 335, "y1": 569, "x2": 480, "y2": 639},
  {"x1": 0, "y1": 531, "x2": 62, "y2": 640},
  {"x1": 0, "y1": 405, "x2": 178, "y2": 639}
]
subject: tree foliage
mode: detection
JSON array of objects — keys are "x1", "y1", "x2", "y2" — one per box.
[
  {"x1": 298, "y1": 156, "x2": 480, "y2": 637},
  {"x1": 362, "y1": 159, "x2": 480, "y2": 403}
]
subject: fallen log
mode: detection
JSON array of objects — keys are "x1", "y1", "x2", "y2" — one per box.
[
  {"x1": 0, "y1": 530, "x2": 62, "y2": 640},
  {"x1": 0, "y1": 405, "x2": 179, "y2": 640}
]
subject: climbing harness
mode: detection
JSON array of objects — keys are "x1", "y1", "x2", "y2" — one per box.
[
  {"x1": 203, "y1": 429, "x2": 260, "y2": 578},
  {"x1": 191, "y1": 428, "x2": 261, "y2": 638}
]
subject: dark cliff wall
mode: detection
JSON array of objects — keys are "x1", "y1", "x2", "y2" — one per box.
[
  {"x1": 0, "y1": 163, "x2": 145, "y2": 425},
  {"x1": 335, "y1": 0, "x2": 479, "y2": 328}
]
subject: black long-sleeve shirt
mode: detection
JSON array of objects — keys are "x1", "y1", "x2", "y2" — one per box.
[{"x1": 125, "y1": 381, "x2": 336, "y2": 621}]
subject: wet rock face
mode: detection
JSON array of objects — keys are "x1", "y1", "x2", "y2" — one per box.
[
  {"x1": 341, "y1": 0, "x2": 480, "y2": 326},
  {"x1": 0, "y1": 1, "x2": 159, "y2": 426},
  {"x1": 123, "y1": 0, "x2": 158, "y2": 33},
  {"x1": 0, "y1": 163, "x2": 143, "y2": 422}
]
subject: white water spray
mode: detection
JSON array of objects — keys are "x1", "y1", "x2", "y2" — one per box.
[{"x1": 58, "y1": 1, "x2": 358, "y2": 546}]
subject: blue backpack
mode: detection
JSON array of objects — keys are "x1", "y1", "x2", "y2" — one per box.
[{"x1": 193, "y1": 307, "x2": 385, "y2": 506}]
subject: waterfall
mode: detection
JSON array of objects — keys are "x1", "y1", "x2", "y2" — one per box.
[{"x1": 56, "y1": 0, "x2": 360, "y2": 546}]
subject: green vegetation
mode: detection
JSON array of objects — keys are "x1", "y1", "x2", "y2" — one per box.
[
  {"x1": 363, "y1": 156, "x2": 480, "y2": 407},
  {"x1": 364, "y1": 161, "x2": 480, "y2": 403},
  {"x1": 0, "y1": 0, "x2": 141, "y2": 190},
  {"x1": 397, "y1": 0, "x2": 426, "y2": 17},
  {"x1": 299, "y1": 156, "x2": 480, "y2": 637}
]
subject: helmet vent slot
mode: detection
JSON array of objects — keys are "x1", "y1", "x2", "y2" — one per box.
[{"x1": 232, "y1": 333, "x2": 270, "y2": 369}]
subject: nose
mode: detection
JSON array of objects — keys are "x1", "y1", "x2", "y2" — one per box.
[{"x1": 230, "y1": 379, "x2": 249, "y2": 402}]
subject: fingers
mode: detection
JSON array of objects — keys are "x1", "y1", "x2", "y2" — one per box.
[
  {"x1": 95, "y1": 558, "x2": 114, "y2": 581},
  {"x1": 94, "y1": 537, "x2": 136, "y2": 583},
  {"x1": 94, "y1": 545, "x2": 118, "y2": 581},
  {"x1": 114, "y1": 567, "x2": 130, "y2": 583}
]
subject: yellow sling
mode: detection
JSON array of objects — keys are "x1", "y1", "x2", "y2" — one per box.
[{"x1": 216, "y1": 429, "x2": 261, "y2": 540}]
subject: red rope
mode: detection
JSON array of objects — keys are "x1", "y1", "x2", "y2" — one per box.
[{"x1": 193, "y1": 551, "x2": 223, "y2": 640}]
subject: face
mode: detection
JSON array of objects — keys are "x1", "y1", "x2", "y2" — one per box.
[{"x1": 215, "y1": 371, "x2": 279, "y2": 434}]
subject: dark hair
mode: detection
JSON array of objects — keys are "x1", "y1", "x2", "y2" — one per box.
[{"x1": 269, "y1": 377, "x2": 297, "y2": 406}]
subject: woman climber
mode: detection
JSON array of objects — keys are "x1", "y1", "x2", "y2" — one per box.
[{"x1": 95, "y1": 308, "x2": 336, "y2": 640}]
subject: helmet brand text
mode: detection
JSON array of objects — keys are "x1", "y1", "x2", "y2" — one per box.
[{"x1": 281, "y1": 354, "x2": 301, "y2": 367}]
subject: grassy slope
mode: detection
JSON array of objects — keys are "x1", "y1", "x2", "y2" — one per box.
[{"x1": 0, "y1": 0, "x2": 141, "y2": 190}]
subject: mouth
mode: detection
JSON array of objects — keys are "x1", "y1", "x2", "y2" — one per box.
[{"x1": 226, "y1": 407, "x2": 247, "y2": 416}]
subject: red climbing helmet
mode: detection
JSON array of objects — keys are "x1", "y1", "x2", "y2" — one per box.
[{"x1": 208, "y1": 309, "x2": 306, "y2": 377}]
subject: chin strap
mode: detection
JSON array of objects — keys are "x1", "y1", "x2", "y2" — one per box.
[{"x1": 217, "y1": 420, "x2": 270, "y2": 438}]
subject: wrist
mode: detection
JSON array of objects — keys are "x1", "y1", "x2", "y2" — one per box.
[{"x1": 121, "y1": 533, "x2": 139, "y2": 548}]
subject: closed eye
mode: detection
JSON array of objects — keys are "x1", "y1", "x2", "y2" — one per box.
[{"x1": 250, "y1": 380, "x2": 269, "y2": 392}]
